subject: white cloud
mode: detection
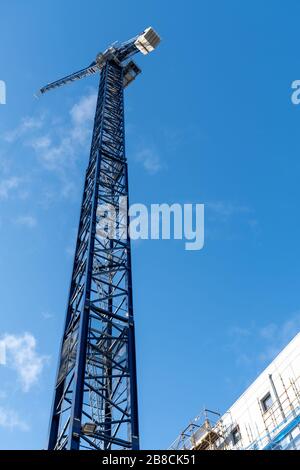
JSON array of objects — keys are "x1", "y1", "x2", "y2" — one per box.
[
  {"x1": 205, "y1": 200, "x2": 259, "y2": 240},
  {"x1": 0, "y1": 177, "x2": 21, "y2": 200},
  {"x1": 70, "y1": 92, "x2": 97, "y2": 125},
  {"x1": 136, "y1": 148, "x2": 162, "y2": 174},
  {"x1": 3, "y1": 116, "x2": 44, "y2": 143},
  {"x1": 14, "y1": 215, "x2": 37, "y2": 228},
  {"x1": 2, "y1": 91, "x2": 95, "y2": 200},
  {"x1": 228, "y1": 312, "x2": 300, "y2": 367},
  {"x1": 258, "y1": 312, "x2": 300, "y2": 362},
  {"x1": 0, "y1": 333, "x2": 49, "y2": 392},
  {"x1": 207, "y1": 201, "x2": 252, "y2": 220},
  {"x1": 0, "y1": 406, "x2": 29, "y2": 431},
  {"x1": 29, "y1": 135, "x2": 52, "y2": 151},
  {"x1": 32, "y1": 135, "x2": 74, "y2": 171},
  {"x1": 41, "y1": 312, "x2": 54, "y2": 320},
  {"x1": 29, "y1": 91, "x2": 97, "y2": 173}
]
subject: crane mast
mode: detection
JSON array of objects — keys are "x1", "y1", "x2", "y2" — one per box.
[{"x1": 41, "y1": 27, "x2": 160, "y2": 450}]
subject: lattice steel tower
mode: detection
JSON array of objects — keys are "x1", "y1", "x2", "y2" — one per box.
[{"x1": 39, "y1": 27, "x2": 160, "y2": 450}]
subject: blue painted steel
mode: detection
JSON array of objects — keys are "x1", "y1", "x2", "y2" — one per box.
[
  {"x1": 263, "y1": 414, "x2": 300, "y2": 450},
  {"x1": 47, "y1": 59, "x2": 140, "y2": 450},
  {"x1": 42, "y1": 29, "x2": 160, "y2": 450},
  {"x1": 39, "y1": 40, "x2": 139, "y2": 95}
]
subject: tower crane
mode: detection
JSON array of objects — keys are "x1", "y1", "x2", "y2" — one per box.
[{"x1": 40, "y1": 27, "x2": 160, "y2": 450}]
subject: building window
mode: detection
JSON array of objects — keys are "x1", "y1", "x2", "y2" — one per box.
[
  {"x1": 261, "y1": 392, "x2": 273, "y2": 412},
  {"x1": 232, "y1": 426, "x2": 241, "y2": 445}
]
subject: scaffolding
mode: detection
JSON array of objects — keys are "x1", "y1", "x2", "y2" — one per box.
[
  {"x1": 247, "y1": 376, "x2": 300, "y2": 450},
  {"x1": 170, "y1": 375, "x2": 300, "y2": 451},
  {"x1": 169, "y1": 409, "x2": 228, "y2": 450}
]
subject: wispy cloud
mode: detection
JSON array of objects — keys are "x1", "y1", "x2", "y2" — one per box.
[
  {"x1": 228, "y1": 311, "x2": 300, "y2": 368},
  {"x1": 136, "y1": 148, "x2": 163, "y2": 175},
  {"x1": 70, "y1": 92, "x2": 97, "y2": 126},
  {"x1": 0, "y1": 333, "x2": 49, "y2": 392},
  {"x1": 3, "y1": 116, "x2": 44, "y2": 143},
  {"x1": 29, "y1": 135, "x2": 52, "y2": 151},
  {"x1": 0, "y1": 177, "x2": 22, "y2": 200},
  {"x1": 258, "y1": 313, "x2": 300, "y2": 362},
  {"x1": 29, "y1": 91, "x2": 97, "y2": 173},
  {"x1": 0, "y1": 406, "x2": 29, "y2": 431},
  {"x1": 205, "y1": 200, "x2": 259, "y2": 240},
  {"x1": 14, "y1": 215, "x2": 37, "y2": 228},
  {"x1": 3, "y1": 91, "x2": 97, "y2": 201},
  {"x1": 207, "y1": 201, "x2": 252, "y2": 221},
  {"x1": 41, "y1": 312, "x2": 54, "y2": 320}
]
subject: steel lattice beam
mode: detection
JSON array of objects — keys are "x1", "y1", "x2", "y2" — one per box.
[
  {"x1": 48, "y1": 61, "x2": 139, "y2": 450},
  {"x1": 43, "y1": 27, "x2": 160, "y2": 451}
]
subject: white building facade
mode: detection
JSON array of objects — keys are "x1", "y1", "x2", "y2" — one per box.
[{"x1": 170, "y1": 332, "x2": 300, "y2": 450}]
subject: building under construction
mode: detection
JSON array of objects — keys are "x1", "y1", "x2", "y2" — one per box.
[{"x1": 170, "y1": 332, "x2": 300, "y2": 451}]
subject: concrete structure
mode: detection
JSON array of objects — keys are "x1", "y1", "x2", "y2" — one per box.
[{"x1": 170, "y1": 332, "x2": 300, "y2": 450}]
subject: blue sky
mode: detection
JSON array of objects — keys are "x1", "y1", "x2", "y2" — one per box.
[{"x1": 1, "y1": 0, "x2": 300, "y2": 450}]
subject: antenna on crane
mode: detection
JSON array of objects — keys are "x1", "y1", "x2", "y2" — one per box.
[{"x1": 40, "y1": 27, "x2": 160, "y2": 451}]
